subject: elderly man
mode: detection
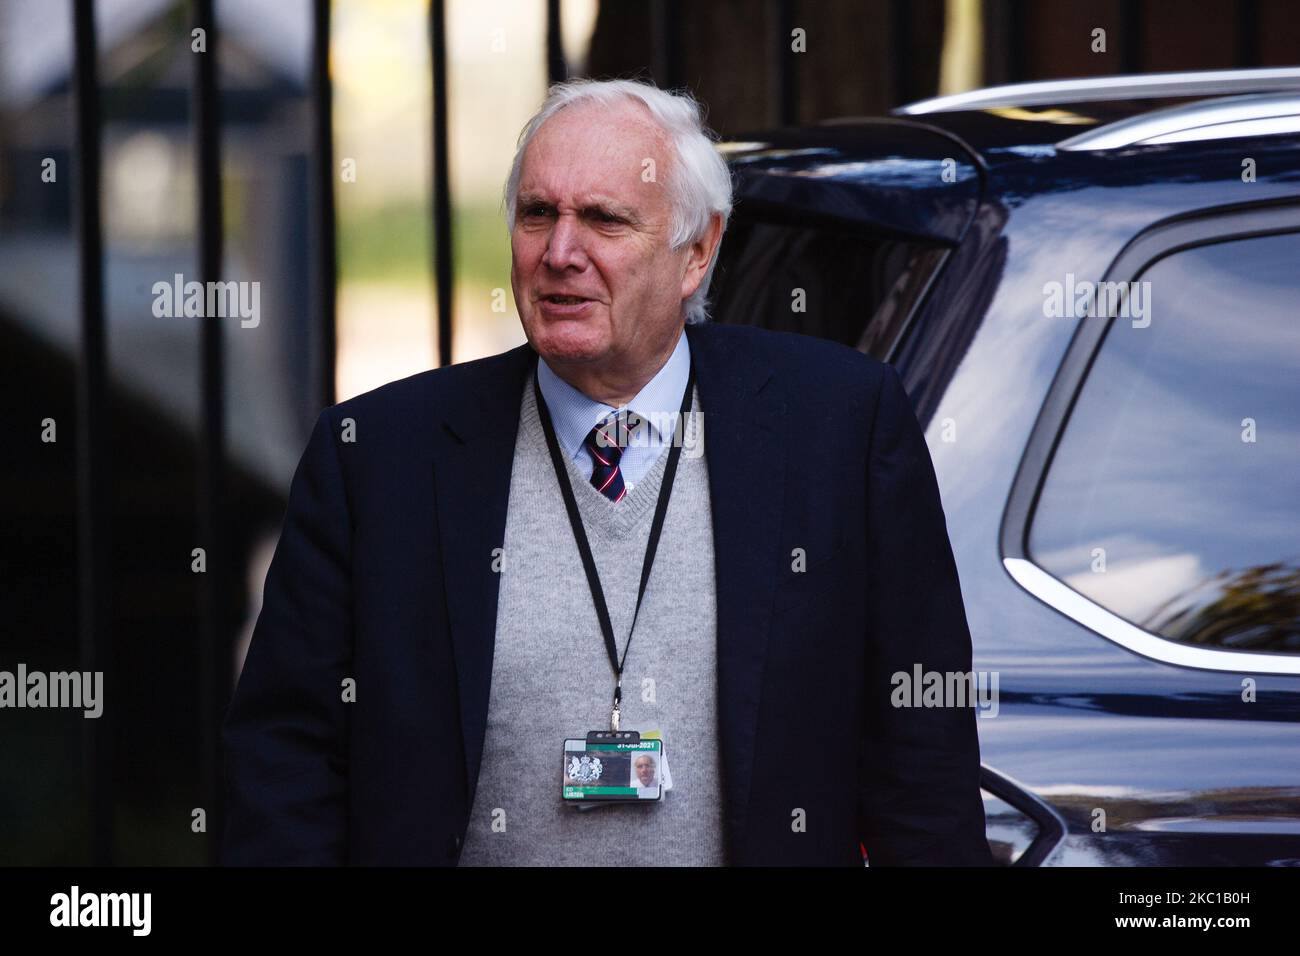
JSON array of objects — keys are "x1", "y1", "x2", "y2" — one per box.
[{"x1": 222, "y1": 78, "x2": 991, "y2": 867}]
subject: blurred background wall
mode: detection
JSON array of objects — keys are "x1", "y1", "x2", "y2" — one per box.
[{"x1": 2, "y1": 0, "x2": 1298, "y2": 865}]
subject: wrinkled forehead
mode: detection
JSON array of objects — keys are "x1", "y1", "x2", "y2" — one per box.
[{"x1": 519, "y1": 100, "x2": 674, "y2": 210}]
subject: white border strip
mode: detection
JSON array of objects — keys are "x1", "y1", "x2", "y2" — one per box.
[
  {"x1": 1002, "y1": 557, "x2": 1300, "y2": 676},
  {"x1": 897, "y1": 68, "x2": 1300, "y2": 115},
  {"x1": 1058, "y1": 92, "x2": 1300, "y2": 150}
]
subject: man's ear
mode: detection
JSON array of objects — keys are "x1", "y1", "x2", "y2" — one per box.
[{"x1": 681, "y1": 212, "x2": 724, "y2": 300}]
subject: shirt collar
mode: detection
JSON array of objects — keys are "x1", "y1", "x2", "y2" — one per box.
[{"x1": 536, "y1": 327, "x2": 691, "y2": 462}]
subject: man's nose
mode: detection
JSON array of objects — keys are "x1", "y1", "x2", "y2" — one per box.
[{"x1": 542, "y1": 213, "x2": 587, "y2": 271}]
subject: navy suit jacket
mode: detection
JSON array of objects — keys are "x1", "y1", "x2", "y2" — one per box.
[{"x1": 221, "y1": 322, "x2": 992, "y2": 866}]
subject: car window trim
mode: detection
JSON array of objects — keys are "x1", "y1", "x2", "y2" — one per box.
[
  {"x1": 999, "y1": 199, "x2": 1300, "y2": 676},
  {"x1": 980, "y1": 764, "x2": 1068, "y2": 867}
]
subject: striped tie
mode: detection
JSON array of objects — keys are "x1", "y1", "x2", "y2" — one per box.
[{"x1": 583, "y1": 411, "x2": 638, "y2": 503}]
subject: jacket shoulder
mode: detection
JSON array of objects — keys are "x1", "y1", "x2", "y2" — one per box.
[
  {"x1": 695, "y1": 322, "x2": 891, "y2": 406},
  {"x1": 321, "y1": 343, "x2": 531, "y2": 427}
]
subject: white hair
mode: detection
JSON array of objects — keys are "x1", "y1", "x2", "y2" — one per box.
[{"x1": 503, "y1": 78, "x2": 733, "y2": 325}]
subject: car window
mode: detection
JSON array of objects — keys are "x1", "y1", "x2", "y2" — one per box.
[
  {"x1": 1028, "y1": 231, "x2": 1300, "y2": 655},
  {"x1": 708, "y1": 215, "x2": 947, "y2": 359}
]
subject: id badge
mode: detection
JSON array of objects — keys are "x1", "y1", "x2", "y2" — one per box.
[{"x1": 562, "y1": 731, "x2": 664, "y2": 803}]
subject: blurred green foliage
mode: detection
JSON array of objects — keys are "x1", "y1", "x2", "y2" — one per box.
[{"x1": 338, "y1": 199, "x2": 512, "y2": 290}]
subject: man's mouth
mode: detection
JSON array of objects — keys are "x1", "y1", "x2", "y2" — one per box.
[{"x1": 542, "y1": 294, "x2": 591, "y2": 304}]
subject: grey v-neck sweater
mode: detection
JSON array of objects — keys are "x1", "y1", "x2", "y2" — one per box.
[{"x1": 457, "y1": 367, "x2": 726, "y2": 866}]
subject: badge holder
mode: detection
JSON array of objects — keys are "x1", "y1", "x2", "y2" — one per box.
[{"x1": 562, "y1": 730, "x2": 665, "y2": 804}]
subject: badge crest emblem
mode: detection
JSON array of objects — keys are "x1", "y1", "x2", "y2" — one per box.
[{"x1": 566, "y1": 754, "x2": 603, "y2": 783}]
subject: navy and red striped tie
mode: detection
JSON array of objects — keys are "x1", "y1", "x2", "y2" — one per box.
[{"x1": 583, "y1": 412, "x2": 637, "y2": 503}]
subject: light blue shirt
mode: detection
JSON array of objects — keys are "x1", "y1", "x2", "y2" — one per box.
[{"x1": 536, "y1": 328, "x2": 691, "y2": 490}]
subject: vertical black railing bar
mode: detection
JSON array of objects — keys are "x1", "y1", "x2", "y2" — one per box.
[
  {"x1": 1237, "y1": 0, "x2": 1259, "y2": 69},
  {"x1": 978, "y1": 0, "x2": 1009, "y2": 88},
  {"x1": 1120, "y1": 0, "x2": 1143, "y2": 76},
  {"x1": 888, "y1": 0, "x2": 911, "y2": 109},
  {"x1": 769, "y1": 0, "x2": 795, "y2": 127},
  {"x1": 1006, "y1": 0, "x2": 1026, "y2": 84},
  {"x1": 72, "y1": 0, "x2": 113, "y2": 867},
  {"x1": 431, "y1": 0, "x2": 453, "y2": 367},
  {"x1": 651, "y1": 0, "x2": 682, "y2": 90},
  {"x1": 546, "y1": 0, "x2": 567, "y2": 85},
  {"x1": 192, "y1": 0, "x2": 226, "y2": 867},
  {"x1": 312, "y1": 0, "x2": 338, "y2": 405}
]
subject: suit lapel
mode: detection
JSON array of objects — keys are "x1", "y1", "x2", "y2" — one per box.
[
  {"x1": 686, "y1": 323, "x2": 786, "y2": 860},
  {"x1": 433, "y1": 326, "x2": 787, "y2": 861},
  {"x1": 434, "y1": 343, "x2": 536, "y2": 809}
]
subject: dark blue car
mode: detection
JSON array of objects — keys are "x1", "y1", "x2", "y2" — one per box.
[{"x1": 709, "y1": 67, "x2": 1300, "y2": 866}]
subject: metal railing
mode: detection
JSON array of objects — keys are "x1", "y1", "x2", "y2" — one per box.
[
  {"x1": 72, "y1": 0, "x2": 112, "y2": 870},
  {"x1": 69, "y1": 0, "x2": 340, "y2": 866}
]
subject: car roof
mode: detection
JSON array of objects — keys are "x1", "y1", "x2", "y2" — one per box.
[
  {"x1": 716, "y1": 68, "x2": 1300, "y2": 243},
  {"x1": 893, "y1": 67, "x2": 1300, "y2": 162}
]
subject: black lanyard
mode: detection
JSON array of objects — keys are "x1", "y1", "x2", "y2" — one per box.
[{"x1": 532, "y1": 350, "x2": 696, "y2": 730}]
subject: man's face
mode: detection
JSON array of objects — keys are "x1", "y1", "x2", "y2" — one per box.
[
  {"x1": 510, "y1": 100, "x2": 707, "y2": 379},
  {"x1": 634, "y1": 756, "x2": 656, "y2": 787}
]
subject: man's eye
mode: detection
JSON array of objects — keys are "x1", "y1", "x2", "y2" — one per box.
[{"x1": 522, "y1": 204, "x2": 552, "y2": 218}]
